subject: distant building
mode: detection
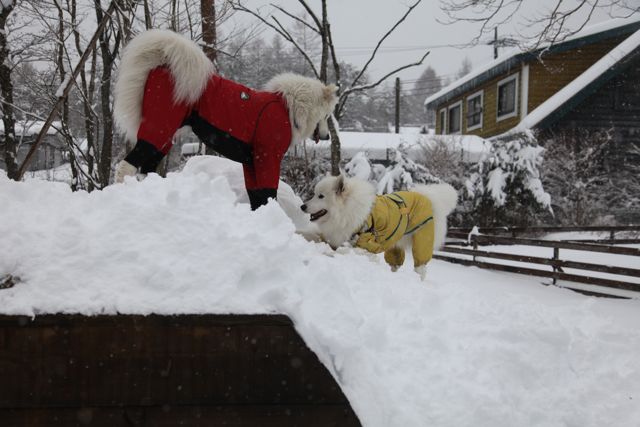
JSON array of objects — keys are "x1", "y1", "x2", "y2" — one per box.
[
  {"x1": 424, "y1": 19, "x2": 640, "y2": 140},
  {"x1": 426, "y1": 19, "x2": 640, "y2": 223},
  {"x1": 0, "y1": 121, "x2": 65, "y2": 172}
]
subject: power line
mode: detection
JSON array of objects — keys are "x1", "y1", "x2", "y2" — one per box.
[{"x1": 334, "y1": 42, "x2": 476, "y2": 52}]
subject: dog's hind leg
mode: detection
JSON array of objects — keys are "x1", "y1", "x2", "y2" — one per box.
[
  {"x1": 384, "y1": 247, "x2": 405, "y2": 272},
  {"x1": 117, "y1": 68, "x2": 192, "y2": 182},
  {"x1": 414, "y1": 264, "x2": 427, "y2": 280},
  {"x1": 412, "y1": 221, "x2": 435, "y2": 279}
]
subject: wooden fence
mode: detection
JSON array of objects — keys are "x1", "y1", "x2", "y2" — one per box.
[
  {"x1": 447, "y1": 225, "x2": 640, "y2": 243},
  {"x1": 436, "y1": 226, "x2": 640, "y2": 298}
]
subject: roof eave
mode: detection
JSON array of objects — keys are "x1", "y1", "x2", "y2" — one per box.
[{"x1": 425, "y1": 19, "x2": 640, "y2": 109}]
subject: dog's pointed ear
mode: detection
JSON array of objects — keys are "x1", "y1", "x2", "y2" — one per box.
[
  {"x1": 335, "y1": 174, "x2": 345, "y2": 195},
  {"x1": 323, "y1": 84, "x2": 338, "y2": 102}
]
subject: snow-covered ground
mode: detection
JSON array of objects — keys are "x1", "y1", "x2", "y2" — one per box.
[
  {"x1": 2, "y1": 156, "x2": 640, "y2": 427},
  {"x1": 304, "y1": 131, "x2": 490, "y2": 162}
]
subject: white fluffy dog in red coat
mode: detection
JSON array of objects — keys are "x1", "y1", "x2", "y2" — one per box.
[{"x1": 113, "y1": 30, "x2": 338, "y2": 210}]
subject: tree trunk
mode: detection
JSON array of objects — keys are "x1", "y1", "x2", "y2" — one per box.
[
  {"x1": 328, "y1": 119, "x2": 340, "y2": 176},
  {"x1": 200, "y1": 0, "x2": 217, "y2": 65},
  {"x1": 143, "y1": 0, "x2": 152, "y2": 29},
  {"x1": 97, "y1": 57, "x2": 114, "y2": 186},
  {"x1": 201, "y1": 0, "x2": 217, "y2": 156},
  {"x1": 94, "y1": 0, "x2": 120, "y2": 187},
  {"x1": 71, "y1": 0, "x2": 98, "y2": 191},
  {"x1": 320, "y1": 0, "x2": 340, "y2": 175},
  {"x1": 0, "y1": 6, "x2": 18, "y2": 180},
  {"x1": 56, "y1": 2, "x2": 80, "y2": 191}
]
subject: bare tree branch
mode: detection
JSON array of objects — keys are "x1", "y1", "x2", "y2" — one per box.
[
  {"x1": 350, "y1": 0, "x2": 423, "y2": 89},
  {"x1": 337, "y1": 51, "x2": 430, "y2": 117},
  {"x1": 439, "y1": 0, "x2": 635, "y2": 50},
  {"x1": 271, "y1": 15, "x2": 320, "y2": 78},
  {"x1": 270, "y1": 3, "x2": 318, "y2": 35},
  {"x1": 232, "y1": 2, "x2": 320, "y2": 78},
  {"x1": 296, "y1": 0, "x2": 323, "y2": 33}
]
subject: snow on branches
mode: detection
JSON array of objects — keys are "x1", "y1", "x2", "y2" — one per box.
[
  {"x1": 465, "y1": 131, "x2": 552, "y2": 226},
  {"x1": 344, "y1": 143, "x2": 439, "y2": 194}
]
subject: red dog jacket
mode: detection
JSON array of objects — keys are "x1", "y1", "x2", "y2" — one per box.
[{"x1": 129, "y1": 67, "x2": 292, "y2": 209}]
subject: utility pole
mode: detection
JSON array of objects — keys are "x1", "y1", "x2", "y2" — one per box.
[
  {"x1": 395, "y1": 77, "x2": 400, "y2": 134},
  {"x1": 494, "y1": 27, "x2": 498, "y2": 59}
]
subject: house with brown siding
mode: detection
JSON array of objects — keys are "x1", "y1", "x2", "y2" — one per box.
[{"x1": 425, "y1": 19, "x2": 640, "y2": 139}]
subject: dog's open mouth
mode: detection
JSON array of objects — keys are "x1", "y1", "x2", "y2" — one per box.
[{"x1": 309, "y1": 209, "x2": 327, "y2": 221}]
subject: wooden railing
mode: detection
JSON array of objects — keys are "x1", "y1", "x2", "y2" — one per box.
[
  {"x1": 436, "y1": 227, "x2": 640, "y2": 298},
  {"x1": 447, "y1": 225, "x2": 640, "y2": 244}
]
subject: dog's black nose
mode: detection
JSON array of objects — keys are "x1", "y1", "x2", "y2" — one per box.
[{"x1": 301, "y1": 204, "x2": 307, "y2": 212}]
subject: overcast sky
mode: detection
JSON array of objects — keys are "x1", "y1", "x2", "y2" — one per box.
[{"x1": 228, "y1": 0, "x2": 636, "y2": 89}]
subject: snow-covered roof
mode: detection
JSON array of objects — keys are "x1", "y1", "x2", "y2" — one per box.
[
  {"x1": 516, "y1": 28, "x2": 640, "y2": 130},
  {"x1": 305, "y1": 131, "x2": 490, "y2": 162},
  {"x1": 0, "y1": 120, "x2": 61, "y2": 137},
  {"x1": 425, "y1": 17, "x2": 640, "y2": 108}
]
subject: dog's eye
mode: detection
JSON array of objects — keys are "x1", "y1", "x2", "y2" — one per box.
[{"x1": 318, "y1": 194, "x2": 324, "y2": 199}]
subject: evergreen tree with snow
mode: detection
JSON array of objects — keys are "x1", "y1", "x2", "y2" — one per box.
[
  {"x1": 377, "y1": 143, "x2": 439, "y2": 194},
  {"x1": 343, "y1": 150, "x2": 387, "y2": 186},
  {"x1": 465, "y1": 131, "x2": 552, "y2": 227},
  {"x1": 344, "y1": 151, "x2": 373, "y2": 181}
]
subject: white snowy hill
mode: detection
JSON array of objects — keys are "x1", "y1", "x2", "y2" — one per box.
[{"x1": 1, "y1": 156, "x2": 640, "y2": 427}]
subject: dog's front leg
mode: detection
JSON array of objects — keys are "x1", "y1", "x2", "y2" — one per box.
[
  {"x1": 336, "y1": 245, "x2": 381, "y2": 264},
  {"x1": 114, "y1": 160, "x2": 138, "y2": 183}
]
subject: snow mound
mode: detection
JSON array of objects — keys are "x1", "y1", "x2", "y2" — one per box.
[{"x1": 2, "y1": 156, "x2": 640, "y2": 427}]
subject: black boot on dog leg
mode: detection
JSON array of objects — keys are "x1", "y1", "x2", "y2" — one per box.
[{"x1": 115, "y1": 140, "x2": 165, "y2": 183}]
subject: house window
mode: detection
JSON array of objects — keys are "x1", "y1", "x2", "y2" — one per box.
[
  {"x1": 439, "y1": 109, "x2": 446, "y2": 134},
  {"x1": 447, "y1": 101, "x2": 462, "y2": 134},
  {"x1": 497, "y1": 74, "x2": 518, "y2": 121},
  {"x1": 466, "y1": 90, "x2": 483, "y2": 131}
]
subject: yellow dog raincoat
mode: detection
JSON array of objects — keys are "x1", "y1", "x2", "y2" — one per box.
[{"x1": 355, "y1": 191, "x2": 434, "y2": 268}]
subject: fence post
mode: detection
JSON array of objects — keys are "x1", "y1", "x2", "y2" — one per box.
[
  {"x1": 610, "y1": 230, "x2": 615, "y2": 242},
  {"x1": 552, "y1": 247, "x2": 559, "y2": 285},
  {"x1": 472, "y1": 237, "x2": 478, "y2": 263}
]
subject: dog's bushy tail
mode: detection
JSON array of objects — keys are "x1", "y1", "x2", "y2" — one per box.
[
  {"x1": 414, "y1": 183, "x2": 458, "y2": 249},
  {"x1": 113, "y1": 30, "x2": 214, "y2": 142}
]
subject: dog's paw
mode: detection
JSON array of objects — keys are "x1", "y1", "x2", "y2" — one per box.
[
  {"x1": 335, "y1": 246, "x2": 352, "y2": 255},
  {"x1": 353, "y1": 247, "x2": 381, "y2": 263},
  {"x1": 414, "y1": 265, "x2": 427, "y2": 280},
  {"x1": 114, "y1": 160, "x2": 138, "y2": 183},
  {"x1": 297, "y1": 230, "x2": 323, "y2": 243}
]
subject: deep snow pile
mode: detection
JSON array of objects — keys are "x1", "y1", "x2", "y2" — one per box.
[{"x1": 2, "y1": 156, "x2": 640, "y2": 427}]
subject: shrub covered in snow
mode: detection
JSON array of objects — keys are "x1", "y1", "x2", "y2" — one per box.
[
  {"x1": 376, "y1": 144, "x2": 440, "y2": 194},
  {"x1": 280, "y1": 154, "x2": 331, "y2": 201},
  {"x1": 465, "y1": 131, "x2": 552, "y2": 227},
  {"x1": 541, "y1": 128, "x2": 640, "y2": 225},
  {"x1": 344, "y1": 145, "x2": 439, "y2": 194}
]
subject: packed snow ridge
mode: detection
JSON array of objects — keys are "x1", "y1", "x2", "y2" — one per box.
[{"x1": 2, "y1": 156, "x2": 640, "y2": 427}]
